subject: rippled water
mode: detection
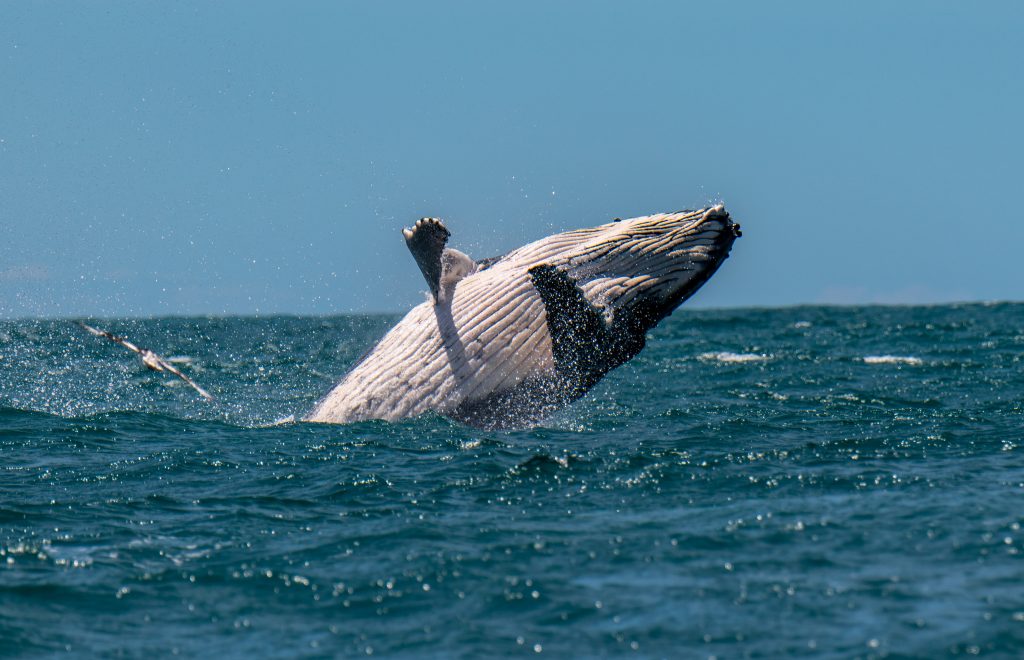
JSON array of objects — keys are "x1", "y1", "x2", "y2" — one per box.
[{"x1": 2, "y1": 304, "x2": 1022, "y2": 657}]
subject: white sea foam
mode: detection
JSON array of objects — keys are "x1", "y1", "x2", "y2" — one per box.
[
  {"x1": 862, "y1": 355, "x2": 923, "y2": 365},
  {"x1": 699, "y1": 351, "x2": 770, "y2": 363}
]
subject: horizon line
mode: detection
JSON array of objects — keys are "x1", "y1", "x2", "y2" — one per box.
[{"x1": 1, "y1": 299, "x2": 1019, "y2": 323}]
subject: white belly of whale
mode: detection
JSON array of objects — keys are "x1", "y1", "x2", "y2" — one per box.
[{"x1": 310, "y1": 266, "x2": 553, "y2": 423}]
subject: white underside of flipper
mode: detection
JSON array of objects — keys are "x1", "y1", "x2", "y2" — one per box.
[{"x1": 436, "y1": 248, "x2": 476, "y2": 305}]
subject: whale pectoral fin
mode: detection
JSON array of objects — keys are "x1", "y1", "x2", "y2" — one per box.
[
  {"x1": 528, "y1": 264, "x2": 614, "y2": 388},
  {"x1": 403, "y1": 217, "x2": 451, "y2": 302}
]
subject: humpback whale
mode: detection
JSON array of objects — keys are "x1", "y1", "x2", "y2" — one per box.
[{"x1": 307, "y1": 206, "x2": 740, "y2": 429}]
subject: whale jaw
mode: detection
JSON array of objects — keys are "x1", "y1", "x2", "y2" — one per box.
[{"x1": 305, "y1": 206, "x2": 740, "y2": 429}]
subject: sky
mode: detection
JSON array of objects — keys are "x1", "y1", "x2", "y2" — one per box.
[{"x1": 1, "y1": 1, "x2": 1022, "y2": 318}]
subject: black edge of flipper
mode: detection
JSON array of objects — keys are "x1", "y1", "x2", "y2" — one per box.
[{"x1": 404, "y1": 218, "x2": 450, "y2": 302}]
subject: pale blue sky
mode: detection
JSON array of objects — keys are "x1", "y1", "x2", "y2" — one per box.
[{"x1": 2, "y1": 1, "x2": 1021, "y2": 318}]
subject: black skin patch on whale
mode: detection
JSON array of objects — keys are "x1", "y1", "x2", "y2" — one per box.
[
  {"x1": 528, "y1": 264, "x2": 648, "y2": 394},
  {"x1": 528, "y1": 264, "x2": 611, "y2": 389},
  {"x1": 452, "y1": 265, "x2": 653, "y2": 429}
]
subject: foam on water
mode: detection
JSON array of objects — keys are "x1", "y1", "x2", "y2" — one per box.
[
  {"x1": 862, "y1": 354, "x2": 924, "y2": 365},
  {"x1": 698, "y1": 351, "x2": 771, "y2": 363}
]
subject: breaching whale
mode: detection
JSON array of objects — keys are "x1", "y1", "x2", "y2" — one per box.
[{"x1": 306, "y1": 206, "x2": 740, "y2": 429}]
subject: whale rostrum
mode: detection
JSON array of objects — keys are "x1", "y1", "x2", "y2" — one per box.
[{"x1": 306, "y1": 206, "x2": 741, "y2": 429}]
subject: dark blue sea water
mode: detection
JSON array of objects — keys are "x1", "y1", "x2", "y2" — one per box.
[{"x1": 1, "y1": 304, "x2": 1022, "y2": 658}]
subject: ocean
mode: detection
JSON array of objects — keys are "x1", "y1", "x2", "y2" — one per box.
[{"x1": 1, "y1": 304, "x2": 1021, "y2": 658}]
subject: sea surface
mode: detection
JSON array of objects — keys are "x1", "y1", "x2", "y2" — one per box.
[{"x1": 1, "y1": 304, "x2": 1022, "y2": 658}]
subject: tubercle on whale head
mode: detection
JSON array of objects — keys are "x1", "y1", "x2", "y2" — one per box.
[
  {"x1": 703, "y1": 204, "x2": 742, "y2": 238},
  {"x1": 700, "y1": 203, "x2": 742, "y2": 236}
]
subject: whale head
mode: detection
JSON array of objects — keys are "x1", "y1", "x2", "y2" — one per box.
[{"x1": 545, "y1": 205, "x2": 741, "y2": 331}]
